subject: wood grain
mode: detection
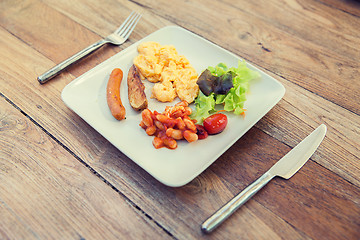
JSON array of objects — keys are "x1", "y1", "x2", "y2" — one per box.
[
  {"x1": 0, "y1": 0, "x2": 359, "y2": 239},
  {"x1": 1, "y1": 0, "x2": 357, "y2": 186},
  {"x1": 0, "y1": 98, "x2": 170, "y2": 239},
  {"x1": 318, "y1": 0, "x2": 360, "y2": 17},
  {"x1": 134, "y1": 0, "x2": 360, "y2": 115},
  {"x1": 0, "y1": 0, "x2": 119, "y2": 80},
  {"x1": 257, "y1": 76, "x2": 360, "y2": 186},
  {"x1": 208, "y1": 128, "x2": 360, "y2": 239},
  {"x1": 0, "y1": 24, "x2": 357, "y2": 237}
]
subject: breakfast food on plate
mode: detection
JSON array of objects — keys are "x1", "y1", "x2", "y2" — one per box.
[
  {"x1": 191, "y1": 61, "x2": 260, "y2": 123},
  {"x1": 133, "y1": 41, "x2": 199, "y2": 103},
  {"x1": 127, "y1": 64, "x2": 148, "y2": 111},
  {"x1": 139, "y1": 101, "x2": 230, "y2": 149},
  {"x1": 105, "y1": 57, "x2": 255, "y2": 148},
  {"x1": 139, "y1": 101, "x2": 199, "y2": 149},
  {"x1": 135, "y1": 60, "x2": 258, "y2": 150},
  {"x1": 106, "y1": 68, "x2": 126, "y2": 120}
]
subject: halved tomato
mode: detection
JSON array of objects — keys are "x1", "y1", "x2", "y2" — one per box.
[{"x1": 203, "y1": 113, "x2": 228, "y2": 135}]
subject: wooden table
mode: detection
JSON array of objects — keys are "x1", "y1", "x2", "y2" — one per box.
[{"x1": 1, "y1": 0, "x2": 359, "y2": 239}]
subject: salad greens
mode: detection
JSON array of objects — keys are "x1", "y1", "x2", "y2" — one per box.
[
  {"x1": 191, "y1": 61, "x2": 260, "y2": 123},
  {"x1": 196, "y1": 69, "x2": 234, "y2": 96}
]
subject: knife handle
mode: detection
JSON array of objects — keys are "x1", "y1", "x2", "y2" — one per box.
[{"x1": 201, "y1": 171, "x2": 274, "y2": 233}]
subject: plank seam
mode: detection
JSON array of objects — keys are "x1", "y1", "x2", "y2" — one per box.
[
  {"x1": 315, "y1": 0, "x2": 360, "y2": 18},
  {"x1": 0, "y1": 91, "x2": 176, "y2": 239}
]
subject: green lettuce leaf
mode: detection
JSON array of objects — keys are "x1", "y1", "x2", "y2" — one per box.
[
  {"x1": 192, "y1": 61, "x2": 260, "y2": 122},
  {"x1": 191, "y1": 92, "x2": 215, "y2": 123}
]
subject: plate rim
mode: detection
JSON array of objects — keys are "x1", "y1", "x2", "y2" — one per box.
[{"x1": 61, "y1": 25, "x2": 286, "y2": 187}]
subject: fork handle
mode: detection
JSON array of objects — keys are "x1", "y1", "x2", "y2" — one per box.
[{"x1": 38, "y1": 39, "x2": 107, "y2": 84}]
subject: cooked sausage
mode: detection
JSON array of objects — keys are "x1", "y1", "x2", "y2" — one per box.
[
  {"x1": 127, "y1": 64, "x2": 148, "y2": 111},
  {"x1": 106, "y1": 68, "x2": 126, "y2": 120}
]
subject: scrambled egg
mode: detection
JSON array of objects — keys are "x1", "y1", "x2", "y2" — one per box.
[{"x1": 133, "y1": 42, "x2": 199, "y2": 103}]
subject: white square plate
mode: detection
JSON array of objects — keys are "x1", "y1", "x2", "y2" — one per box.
[{"x1": 61, "y1": 26, "x2": 285, "y2": 187}]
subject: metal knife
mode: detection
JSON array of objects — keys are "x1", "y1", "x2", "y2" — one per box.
[{"x1": 201, "y1": 124, "x2": 327, "y2": 233}]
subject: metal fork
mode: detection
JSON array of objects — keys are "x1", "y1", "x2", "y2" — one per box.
[{"x1": 38, "y1": 11, "x2": 141, "y2": 84}]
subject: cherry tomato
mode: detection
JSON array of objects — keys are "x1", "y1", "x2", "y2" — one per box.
[
  {"x1": 203, "y1": 113, "x2": 228, "y2": 135},
  {"x1": 196, "y1": 124, "x2": 208, "y2": 139}
]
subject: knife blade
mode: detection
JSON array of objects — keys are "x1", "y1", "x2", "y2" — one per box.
[{"x1": 201, "y1": 124, "x2": 327, "y2": 233}]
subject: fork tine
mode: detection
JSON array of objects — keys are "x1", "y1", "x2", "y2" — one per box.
[
  {"x1": 114, "y1": 11, "x2": 136, "y2": 35},
  {"x1": 121, "y1": 13, "x2": 141, "y2": 40},
  {"x1": 117, "y1": 12, "x2": 141, "y2": 37}
]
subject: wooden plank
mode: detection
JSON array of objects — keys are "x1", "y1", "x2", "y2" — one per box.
[
  {"x1": 41, "y1": 0, "x2": 167, "y2": 39},
  {"x1": 6, "y1": 0, "x2": 358, "y2": 115},
  {"x1": 317, "y1": 0, "x2": 360, "y2": 17},
  {"x1": 207, "y1": 128, "x2": 360, "y2": 240},
  {"x1": 0, "y1": 97, "x2": 170, "y2": 239},
  {"x1": 0, "y1": 0, "x2": 120, "y2": 80},
  {"x1": 256, "y1": 73, "x2": 360, "y2": 186},
  {"x1": 0, "y1": 25, "x2": 359, "y2": 238},
  {"x1": 0, "y1": 0, "x2": 169, "y2": 80},
  {"x1": 1, "y1": 0, "x2": 358, "y2": 188},
  {"x1": 221, "y1": 0, "x2": 360, "y2": 59},
  {"x1": 118, "y1": 0, "x2": 360, "y2": 115},
  {"x1": 0, "y1": 0, "x2": 359, "y2": 239}
]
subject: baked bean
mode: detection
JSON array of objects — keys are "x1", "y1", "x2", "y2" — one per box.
[
  {"x1": 183, "y1": 130, "x2": 198, "y2": 143},
  {"x1": 154, "y1": 120, "x2": 165, "y2": 130},
  {"x1": 156, "y1": 114, "x2": 170, "y2": 123},
  {"x1": 142, "y1": 109, "x2": 153, "y2": 127},
  {"x1": 139, "y1": 120, "x2": 146, "y2": 129},
  {"x1": 146, "y1": 125, "x2": 156, "y2": 136},
  {"x1": 140, "y1": 101, "x2": 199, "y2": 149},
  {"x1": 152, "y1": 137, "x2": 163, "y2": 149},
  {"x1": 166, "y1": 128, "x2": 183, "y2": 140},
  {"x1": 184, "y1": 107, "x2": 192, "y2": 115},
  {"x1": 163, "y1": 137, "x2": 177, "y2": 149},
  {"x1": 176, "y1": 118, "x2": 186, "y2": 130},
  {"x1": 183, "y1": 118, "x2": 196, "y2": 132},
  {"x1": 170, "y1": 109, "x2": 184, "y2": 118}
]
